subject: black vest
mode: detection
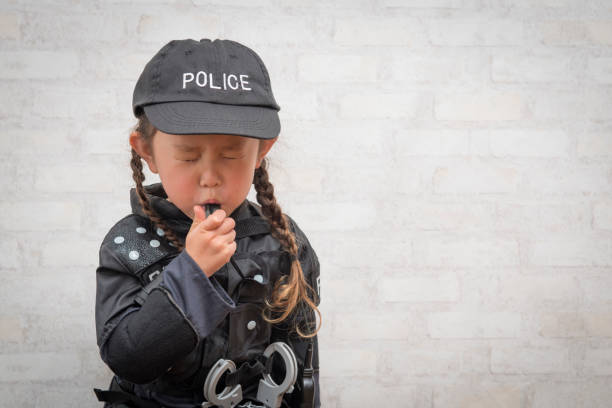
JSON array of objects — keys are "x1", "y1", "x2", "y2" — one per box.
[{"x1": 94, "y1": 187, "x2": 319, "y2": 407}]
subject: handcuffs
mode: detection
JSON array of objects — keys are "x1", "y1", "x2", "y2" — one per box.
[
  {"x1": 201, "y1": 204, "x2": 299, "y2": 408},
  {"x1": 201, "y1": 342, "x2": 298, "y2": 408}
]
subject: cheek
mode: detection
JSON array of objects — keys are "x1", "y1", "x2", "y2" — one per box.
[
  {"x1": 227, "y1": 163, "x2": 255, "y2": 194},
  {"x1": 231, "y1": 163, "x2": 255, "y2": 186},
  {"x1": 158, "y1": 164, "x2": 194, "y2": 192}
]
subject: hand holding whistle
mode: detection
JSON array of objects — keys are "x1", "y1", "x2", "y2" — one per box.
[{"x1": 185, "y1": 203, "x2": 236, "y2": 277}]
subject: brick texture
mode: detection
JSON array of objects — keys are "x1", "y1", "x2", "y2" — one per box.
[{"x1": 1, "y1": 1, "x2": 611, "y2": 407}]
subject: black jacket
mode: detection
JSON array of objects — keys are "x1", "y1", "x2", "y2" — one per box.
[{"x1": 94, "y1": 183, "x2": 320, "y2": 407}]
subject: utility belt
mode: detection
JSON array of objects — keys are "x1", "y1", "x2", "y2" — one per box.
[
  {"x1": 94, "y1": 341, "x2": 314, "y2": 408},
  {"x1": 94, "y1": 376, "x2": 159, "y2": 408}
]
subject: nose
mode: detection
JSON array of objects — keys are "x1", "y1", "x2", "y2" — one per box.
[{"x1": 199, "y1": 163, "x2": 221, "y2": 188}]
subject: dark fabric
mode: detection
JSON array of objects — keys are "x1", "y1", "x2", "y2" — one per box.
[
  {"x1": 225, "y1": 355, "x2": 269, "y2": 388},
  {"x1": 102, "y1": 288, "x2": 198, "y2": 384},
  {"x1": 160, "y1": 250, "x2": 236, "y2": 339},
  {"x1": 234, "y1": 217, "x2": 271, "y2": 239},
  {"x1": 95, "y1": 183, "x2": 321, "y2": 407},
  {"x1": 132, "y1": 39, "x2": 281, "y2": 140},
  {"x1": 94, "y1": 376, "x2": 161, "y2": 408}
]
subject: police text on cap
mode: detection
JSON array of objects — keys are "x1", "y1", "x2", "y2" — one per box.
[{"x1": 182, "y1": 71, "x2": 252, "y2": 91}]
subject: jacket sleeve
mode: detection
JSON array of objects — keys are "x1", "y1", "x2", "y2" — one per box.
[
  {"x1": 95, "y1": 236, "x2": 235, "y2": 384},
  {"x1": 285, "y1": 216, "x2": 321, "y2": 407}
]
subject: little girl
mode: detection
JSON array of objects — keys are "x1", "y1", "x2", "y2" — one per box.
[{"x1": 93, "y1": 38, "x2": 321, "y2": 408}]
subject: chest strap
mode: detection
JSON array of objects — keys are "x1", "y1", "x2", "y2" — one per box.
[{"x1": 235, "y1": 217, "x2": 270, "y2": 240}]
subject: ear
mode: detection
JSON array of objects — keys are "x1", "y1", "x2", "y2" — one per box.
[
  {"x1": 129, "y1": 131, "x2": 159, "y2": 174},
  {"x1": 256, "y1": 137, "x2": 277, "y2": 168}
]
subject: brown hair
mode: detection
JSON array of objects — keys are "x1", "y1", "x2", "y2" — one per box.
[{"x1": 130, "y1": 114, "x2": 321, "y2": 338}]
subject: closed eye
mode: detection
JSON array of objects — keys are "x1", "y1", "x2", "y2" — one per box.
[{"x1": 178, "y1": 155, "x2": 244, "y2": 162}]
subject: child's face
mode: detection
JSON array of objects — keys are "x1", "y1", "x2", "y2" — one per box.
[{"x1": 132, "y1": 130, "x2": 276, "y2": 220}]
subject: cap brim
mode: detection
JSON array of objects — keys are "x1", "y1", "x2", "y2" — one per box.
[{"x1": 143, "y1": 101, "x2": 280, "y2": 140}]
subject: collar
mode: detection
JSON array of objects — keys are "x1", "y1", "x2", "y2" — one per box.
[{"x1": 129, "y1": 183, "x2": 253, "y2": 238}]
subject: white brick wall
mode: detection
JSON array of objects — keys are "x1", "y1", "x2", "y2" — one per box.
[{"x1": 1, "y1": 1, "x2": 612, "y2": 407}]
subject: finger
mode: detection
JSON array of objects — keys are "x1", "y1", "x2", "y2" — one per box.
[
  {"x1": 202, "y1": 209, "x2": 226, "y2": 231},
  {"x1": 214, "y1": 217, "x2": 236, "y2": 235},
  {"x1": 225, "y1": 240, "x2": 237, "y2": 256},
  {"x1": 189, "y1": 205, "x2": 206, "y2": 234},
  {"x1": 221, "y1": 229, "x2": 236, "y2": 244},
  {"x1": 193, "y1": 205, "x2": 206, "y2": 223}
]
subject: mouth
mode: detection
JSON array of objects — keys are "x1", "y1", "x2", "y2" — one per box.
[
  {"x1": 202, "y1": 199, "x2": 220, "y2": 204},
  {"x1": 201, "y1": 202, "x2": 221, "y2": 218}
]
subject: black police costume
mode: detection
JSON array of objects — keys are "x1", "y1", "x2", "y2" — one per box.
[
  {"x1": 93, "y1": 39, "x2": 320, "y2": 407},
  {"x1": 94, "y1": 183, "x2": 320, "y2": 407}
]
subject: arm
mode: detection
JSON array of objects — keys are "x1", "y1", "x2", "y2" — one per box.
[{"x1": 95, "y1": 241, "x2": 235, "y2": 384}]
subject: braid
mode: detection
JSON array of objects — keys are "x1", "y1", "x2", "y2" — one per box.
[
  {"x1": 254, "y1": 158, "x2": 321, "y2": 338},
  {"x1": 130, "y1": 114, "x2": 321, "y2": 337},
  {"x1": 130, "y1": 115, "x2": 184, "y2": 251}
]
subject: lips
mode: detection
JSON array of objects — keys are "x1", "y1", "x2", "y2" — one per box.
[{"x1": 202, "y1": 199, "x2": 220, "y2": 204}]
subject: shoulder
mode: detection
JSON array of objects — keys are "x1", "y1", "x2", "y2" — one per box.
[
  {"x1": 242, "y1": 202, "x2": 321, "y2": 299},
  {"x1": 245, "y1": 201, "x2": 313, "y2": 251},
  {"x1": 246, "y1": 200, "x2": 314, "y2": 249},
  {"x1": 99, "y1": 214, "x2": 178, "y2": 276},
  {"x1": 284, "y1": 213, "x2": 321, "y2": 303},
  {"x1": 284, "y1": 213, "x2": 313, "y2": 253},
  {"x1": 283, "y1": 213, "x2": 320, "y2": 278}
]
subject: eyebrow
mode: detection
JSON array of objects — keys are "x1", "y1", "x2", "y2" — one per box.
[
  {"x1": 172, "y1": 141, "x2": 245, "y2": 152},
  {"x1": 172, "y1": 144, "x2": 198, "y2": 152}
]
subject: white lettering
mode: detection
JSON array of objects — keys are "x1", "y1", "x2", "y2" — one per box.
[
  {"x1": 239, "y1": 74, "x2": 251, "y2": 90},
  {"x1": 182, "y1": 73, "x2": 194, "y2": 89},
  {"x1": 181, "y1": 71, "x2": 252, "y2": 92},
  {"x1": 227, "y1": 74, "x2": 239, "y2": 90},
  {"x1": 195, "y1": 71, "x2": 207, "y2": 87},
  {"x1": 209, "y1": 72, "x2": 221, "y2": 89}
]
